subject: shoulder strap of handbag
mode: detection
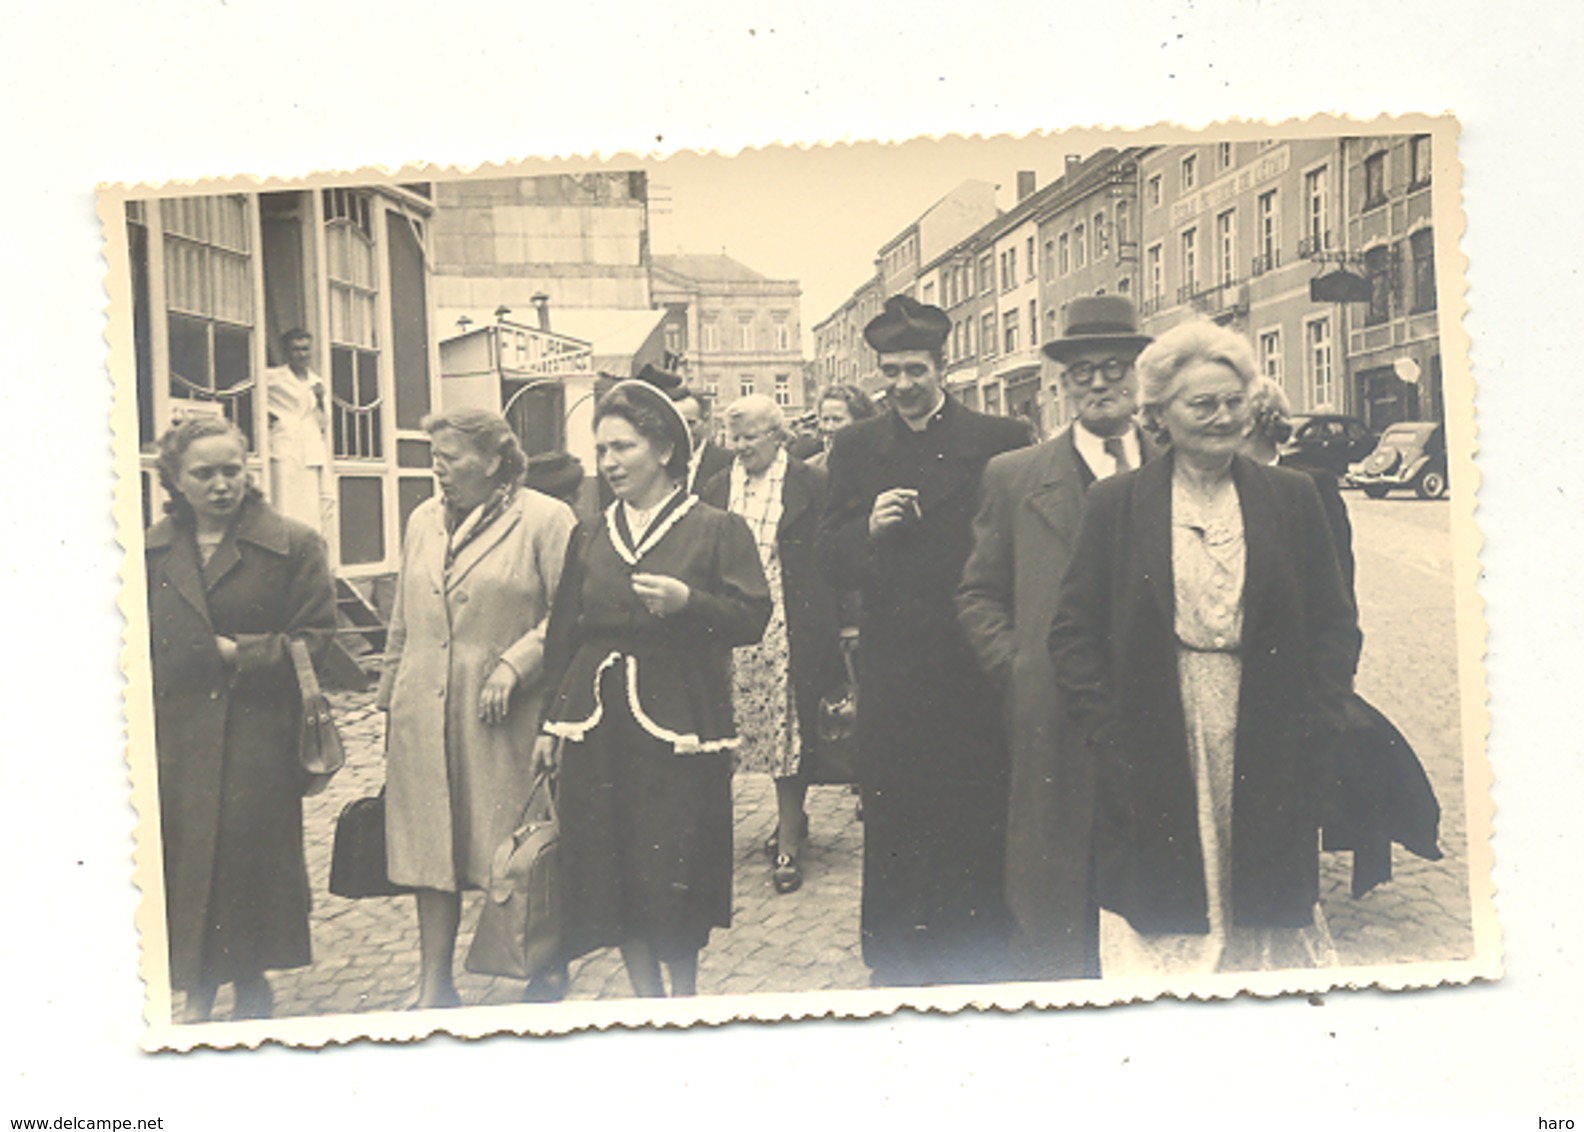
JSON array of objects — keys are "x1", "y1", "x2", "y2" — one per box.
[{"x1": 288, "y1": 638, "x2": 323, "y2": 704}]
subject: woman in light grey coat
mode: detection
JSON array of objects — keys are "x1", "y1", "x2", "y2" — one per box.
[{"x1": 379, "y1": 409, "x2": 575, "y2": 1008}]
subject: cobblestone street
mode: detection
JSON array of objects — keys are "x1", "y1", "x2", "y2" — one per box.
[{"x1": 180, "y1": 494, "x2": 1474, "y2": 1023}]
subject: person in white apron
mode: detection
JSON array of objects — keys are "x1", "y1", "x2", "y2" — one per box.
[{"x1": 265, "y1": 328, "x2": 333, "y2": 534}]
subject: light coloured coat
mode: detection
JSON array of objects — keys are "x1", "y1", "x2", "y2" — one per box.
[{"x1": 378, "y1": 488, "x2": 576, "y2": 890}]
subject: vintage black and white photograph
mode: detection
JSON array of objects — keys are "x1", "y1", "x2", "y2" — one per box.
[{"x1": 106, "y1": 116, "x2": 1494, "y2": 1048}]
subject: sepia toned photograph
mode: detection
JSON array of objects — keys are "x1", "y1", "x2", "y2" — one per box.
[{"x1": 105, "y1": 115, "x2": 1495, "y2": 1050}]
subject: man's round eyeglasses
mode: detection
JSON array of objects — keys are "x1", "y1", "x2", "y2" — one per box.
[{"x1": 1063, "y1": 358, "x2": 1133, "y2": 387}]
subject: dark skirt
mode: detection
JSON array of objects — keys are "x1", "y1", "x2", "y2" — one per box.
[{"x1": 557, "y1": 666, "x2": 733, "y2": 963}]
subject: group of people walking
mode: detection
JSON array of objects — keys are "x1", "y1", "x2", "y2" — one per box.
[{"x1": 148, "y1": 286, "x2": 1376, "y2": 1018}]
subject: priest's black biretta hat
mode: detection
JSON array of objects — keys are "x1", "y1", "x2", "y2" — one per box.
[{"x1": 863, "y1": 293, "x2": 952, "y2": 354}]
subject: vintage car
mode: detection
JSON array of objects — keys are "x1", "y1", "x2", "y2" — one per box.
[
  {"x1": 1348, "y1": 421, "x2": 1448, "y2": 499},
  {"x1": 1278, "y1": 413, "x2": 1377, "y2": 477}
]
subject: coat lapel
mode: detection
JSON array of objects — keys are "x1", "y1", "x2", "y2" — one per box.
[
  {"x1": 778, "y1": 458, "x2": 814, "y2": 539},
  {"x1": 1233, "y1": 456, "x2": 1280, "y2": 630},
  {"x1": 1135, "y1": 452, "x2": 1176, "y2": 626},
  {"x1": 446, "y1": 498, "x2": 522, "y2": 591},
  {"x1": 1025, "y1": 428, "x2": 1086, "y2": 544},
  {"x1": 148, "y1": 522, "x2": 214, "y2": 629}
]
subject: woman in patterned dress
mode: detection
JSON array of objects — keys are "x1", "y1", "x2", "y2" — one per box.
[
  {"x1": 700, "y1": 396, "x2": 840, "y2": 893},
  {"x1": 1049, "y1": 320, "x2": 1361, "y2": 977}
]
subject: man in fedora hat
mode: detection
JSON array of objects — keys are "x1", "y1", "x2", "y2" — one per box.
[
  {"x1": 818, "y1": 293, "x2": 1032, "y2": 987},
  {"x1": 957, "y1": 293, "x2": 1158, "y2": 980}
]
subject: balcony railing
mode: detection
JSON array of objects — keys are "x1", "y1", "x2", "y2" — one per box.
[
  {"x1": 1250, "y1": 249, "x2": 1282, "y2": 277},
  {"x1": 1188, "y1": 282, "x2": 1249, "y2": 321},
  {"x1": 1138, "y1": 294, "x2": 1166, "y2": 318},
  {"x1": 1298, "y1": 232, "x2": 1335, "y2": 259}
]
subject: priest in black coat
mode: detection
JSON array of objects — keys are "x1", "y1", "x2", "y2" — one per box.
[{"x1": 817, "y1": 294, "x2": 1032, "y2": 986}]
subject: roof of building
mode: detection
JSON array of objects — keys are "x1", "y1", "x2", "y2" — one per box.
[{"x1": 652, "y1": 253, "x2": 769, "y2": 283}]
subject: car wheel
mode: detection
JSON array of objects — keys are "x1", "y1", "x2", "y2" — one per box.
[
  {"x1": 1363, "y1": 484, "x2": 1391, "y2": 499},
  {"x1": 1415, "y1": 469, "x2": 1448, "y2": 499}
]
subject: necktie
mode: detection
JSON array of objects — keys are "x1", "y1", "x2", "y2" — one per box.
[{"x1": 1103, "y1": 435, "x2": 1133, "y2": 474}]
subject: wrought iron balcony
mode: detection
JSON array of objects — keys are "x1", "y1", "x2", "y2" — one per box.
[{"x1": 1298, "y1": 233, "x2": 1335, "y2": 260}]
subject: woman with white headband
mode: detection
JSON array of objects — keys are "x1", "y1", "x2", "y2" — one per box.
[{"x1": 534, "y1": 380, "x2": 771, "y2": 998}]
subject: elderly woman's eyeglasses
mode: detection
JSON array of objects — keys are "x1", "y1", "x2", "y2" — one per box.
[
  {"x1": 1179, "y1": 392, "x2": 1249, "y2": 421},
  {"x1": 1063, "y1": 358, "x2": 1133, "y2": 387}
]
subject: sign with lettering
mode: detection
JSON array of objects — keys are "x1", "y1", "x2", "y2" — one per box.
[
  {"x1": 496, "y1": 324, "x2": 595, "y2": 378},
  {"x1": 1170, "y1": 146, "x2": 1291, "y2": 228}
]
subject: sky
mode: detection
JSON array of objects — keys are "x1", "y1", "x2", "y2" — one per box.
[{"x1": 640, "y1": 132, "x2": 1123, "y2": 351}]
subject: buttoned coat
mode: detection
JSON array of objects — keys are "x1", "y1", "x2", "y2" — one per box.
[
  {"x1": 818, "y1": 398, "x2": 1031, "y2": 976},
  {"x1": 1048, "y1": 455, "x2": 1360, "y2": 934},
  {"x1": 956, "y1": 425, "x2": 1156, "y2": 978},
  {"x1": 146, "y1": 496, "x2": 335, "y2": 991},
  {"x1": 699, "y1": 454, "x2": 841, "y2": 770},
  {"x1": 378, "y1": 488, "x2": 576, "y2": 891}
]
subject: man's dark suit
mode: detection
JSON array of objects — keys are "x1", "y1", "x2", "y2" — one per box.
[{"x1": 817, "y1": 396, "x2": 1031, "y2": 984}]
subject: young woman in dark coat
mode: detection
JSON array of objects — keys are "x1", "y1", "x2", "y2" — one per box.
[{"x1": 145, "y1": 417, "x2": 336, "y2": 1020}]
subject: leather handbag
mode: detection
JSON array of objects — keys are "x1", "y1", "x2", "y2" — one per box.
[
  {"x1": 328, "y1": 788, "x2": 411, "y2": 899},
  {"x1": 289, "y1": 638, "x2": 345, "y2": 793},
  {"x1": 808, "y1": 629, "x2": 859, "y2": 786},
  {"x1": 465, "y1": 771, "x2": 563, "y2": 981}
]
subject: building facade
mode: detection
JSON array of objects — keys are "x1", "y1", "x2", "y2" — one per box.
[
  {"x1": 814, "y1": 132, "x2": 1446, "y2": 435},
  {"x1": 650, "y1": 253, "x2": 806, "y2": 412},
  {"x1": 1342, "y1": 132, "x2": 1443, "y2": 429},
  {"x1": 1034, "y1": 150, "x2": 1143, "y2": 428},
  {"x1": 811, "y1": 180, "x2": 997, "y2": 396},
  {"x1": 128, "y1": 183, "x2": 441, "y2": 579},
  {"x1": 430, "y1": 172, "x2": 653, "y2": 322},
  {"x1": 812, "y1": 275, "x2": 884, "y2": 392},
  {"x1": 1136, "y1": 138, "x2": 1354, "y2": 420}
]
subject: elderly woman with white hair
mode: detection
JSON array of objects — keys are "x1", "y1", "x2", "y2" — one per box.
[
  {"x1": 700, "y1": 394, "x2": 840, "y2": 894},
  {"x1": 1049, "y1": 319, "x2": 1361, "y2": 976}
]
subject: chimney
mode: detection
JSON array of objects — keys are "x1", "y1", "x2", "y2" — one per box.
[
  {"x1": 1016, "y1": 170, "x2": 1037, "y2": 202},
  {"x1": 530, "y1": 292, "x2": 551, "y2": 332},
  {"x1": 1065, "y1": 154, "x2": 1082, "y2": 180}
]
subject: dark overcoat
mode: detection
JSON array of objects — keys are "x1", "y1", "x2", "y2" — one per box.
[
  {"x1": 700, "y1": 454, "x2": 841, "y2": 773},
  {"x1": 146, "y1": 496, "x2": 336, "y2": 991},
  {"x1": 1048, "y1": 454, "x2": 1360, "y2": 935},
  {"x1": 818, "y1": 397, "x2": 1032, "y2": 978},
  {"x1": 956, "y1": 425, "x2": 1157, "y2": 978}
]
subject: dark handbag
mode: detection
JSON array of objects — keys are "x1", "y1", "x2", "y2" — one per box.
[
  {"x1": 328, "y1": 788, "x2": 411, "y2": 899},
  {"x1": 807, "y1": 629, "x2": 859, "y2": 786},
  {"x1": 464, "y1": 771, "x2": 564, "y2": 980},
  {"x1": 290, "y1": 638, "x2": 345, "y2": 794}
]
